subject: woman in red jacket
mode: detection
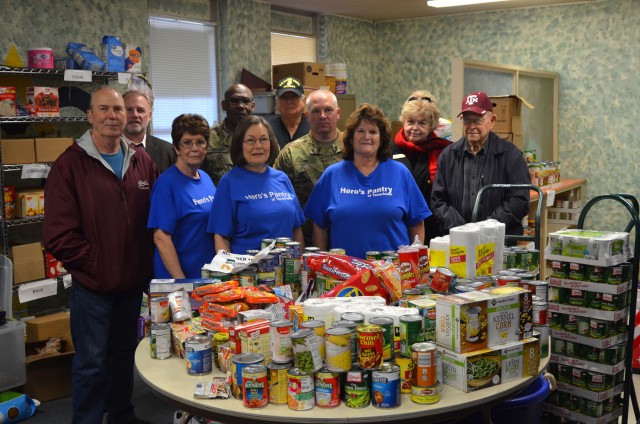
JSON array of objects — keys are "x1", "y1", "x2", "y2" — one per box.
[{"x1": 392, "y1": 91, "x2": 452, "y2": 244}]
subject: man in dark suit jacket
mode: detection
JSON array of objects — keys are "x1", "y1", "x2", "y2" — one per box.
[{"x1": 123, "y1": 90, "x2": 176, "y2": 173}]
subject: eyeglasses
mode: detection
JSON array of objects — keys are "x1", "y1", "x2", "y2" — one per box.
[
  {"x1": 178, "y1": 139, "x2": 207, "y2": 149},
  {"x1": 225, "y1": 97, "x2": 253, "y2": 106},
  {"x1": 243, "y1": 137, "x2": 270, "y2": 146},
  {"x1": 408, "y1": 96, "x2": 432, "y2": 102},
  {"x1": 461, "y1": 116, "x2": 487, "y2": 126}
]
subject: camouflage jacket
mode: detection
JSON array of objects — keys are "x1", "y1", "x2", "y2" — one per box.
[
  {"x1": 273, "y1": 131, "x2": 343, "y2": 208},
  {"x1": 201, "y1": 121, "x2": 233, "y2": 186}
]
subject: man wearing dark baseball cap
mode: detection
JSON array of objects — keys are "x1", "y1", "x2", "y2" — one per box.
[
  {"x1": 431, "y1": 91, "x2": 530, "y2": 238},
  {"x1": 267, "y1": 76, "x2": 310, "y2": 148}
]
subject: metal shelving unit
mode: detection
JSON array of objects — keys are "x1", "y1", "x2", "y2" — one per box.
[
  {"x1": 0, "y1": 116, "x2": 88, "y2": 124},
  {"x1": 0, "y1": 65, "x2": 119, "y2": 79}
]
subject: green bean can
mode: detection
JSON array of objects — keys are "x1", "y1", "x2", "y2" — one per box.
[
  {"x1": 291, "y1": 329, "x2": 323, "y2": 372},
  {"x1": 589, "y1": 318, "x2": 609, "y2": 339},
  {"x1": 399, "y1": 314, "x2": 423, "y2": 357},
  {"x1": 343, "y1": 365, "x2": 371, "y2": 408}
]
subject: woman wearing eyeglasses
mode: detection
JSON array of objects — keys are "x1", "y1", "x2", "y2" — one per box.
[
  {"x1": 392, "y1": 90, "x2": 452, "y2": 244},
  {"x1": 147, "y1": 114, "x2": 216, "y2": 278},
  {"x1": 208, "y1": 115, "x2": 305, "y2": 254},
  {"x1": 304, "y1": 103, "x2": 430, "y2": 259}
]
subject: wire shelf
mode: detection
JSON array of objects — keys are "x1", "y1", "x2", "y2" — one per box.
[
  {"x1": 0, "y1": 65, "x2": 119, "y2": 79},
  {"x1": 0, "y1": 116, "x2": 88, "y2": 124}
]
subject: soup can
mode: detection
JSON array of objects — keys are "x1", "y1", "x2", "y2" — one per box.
[
  {"x1": 371, "y1": 363, "x2": 401, "y2": 408},
  {"x1": 315, "y1": 367, "x2": 341, "y2": 408},
  {"x1": 399, "y1": 314, "x2": 423, "y2": 357},
  {"x1": 242, "y1": 364, "x2": 268, "y2": 408},
  {"x1": 287, "y1": 367, "x2": 315, "y2": 411},
  {"x1": 150, "y1": 296, "x2": 171, "y2": 323},
  {"x1": 325, "y1": 327, "x2": 352, "y2": 372},
  {"x1": 267, "y1": 361, "x2": 291, "y2": 404},
  {"x1": 343, "y1": 365, "x2": 371, "y2": 408},
  {"x1": 301, "y1": 319, "x2": 326, "y2": 360},
  {"x1": 291, "y1": 328, "x2": 323, "y2": 372},
  {"x1": 185, "y1": 335, "x2": 212, "y2": 375},
  {"x1": 395, "y1": 354, "x2": 413, "y2": 393},
  {"x1": 149, "y1": 322, "x2": 172, "y2": 359},
  {"x1": 410, "y1": 342, "x2": 438, "y2": 387},
  {"x1": 232, "y1": 352, "x2": 265, "y2": 399},
  {"x1": 270, "y1": 319, "x2": 294, "y2": 363},
  {"x1": 369, "y1": 317, "x2": 394, "y2": 362}
]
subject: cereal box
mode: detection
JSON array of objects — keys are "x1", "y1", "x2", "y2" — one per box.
[
  {"x1": 26, "y1": 86, "x2": 59, "y2": 117},
  {"x1": 229, "y1": 319, "x2": 271, "y2": 362}
]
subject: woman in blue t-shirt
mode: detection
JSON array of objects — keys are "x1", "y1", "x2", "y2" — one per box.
[
  {"x1": 207, "y1": 115, "x2": 305, "y2": 254},
  {"x1": 147, "y1": 114, "x2": 216, "y2": 278},
  {"x1": 304, "y1": 103, "x2": 431, "y2": 259}
]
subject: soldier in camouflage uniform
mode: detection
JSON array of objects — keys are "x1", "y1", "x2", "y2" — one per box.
[
  {"x1": 273, "y1": 90, "x2": 343, "y2": 244},
  {"x1": 201, "y1": 84, "x2": 257, "y2": 186}
]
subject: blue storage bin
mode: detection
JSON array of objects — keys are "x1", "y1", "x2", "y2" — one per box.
[{"x1": 491, "y1": 374, "x2": 551, "y2": 424}]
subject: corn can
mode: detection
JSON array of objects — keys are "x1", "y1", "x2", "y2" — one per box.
[
  {"x1": 325, "y1": 327, "x2": 352, "y2": 372},
  {"x1": 242, "y1": 364, "x2": 268, "y2": 408},
  {"x1": 356, "y1": 324, "x2": 384, "y2": 369},
  {"x1": 287, "y1": 367, "x2": 315, "y2": 411},
  {"x1": 267, "y1": 361, "x2": 291, "y2": 404},
  {"x1": 315, "y1": 367, "x2": 341, "y2": 408},
  {"x1": 331, "y1": 320, "x2": 358, "y2": 363}
]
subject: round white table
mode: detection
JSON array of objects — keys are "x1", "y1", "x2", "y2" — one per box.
[{"x1": 135, "y1": 340, "x2": 549, "y2": 424}]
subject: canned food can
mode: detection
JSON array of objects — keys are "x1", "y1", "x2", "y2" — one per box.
[
  {"x1": 557, "y1": 363, "x2": 572, "y2": 384},
  {"x1": 503, "y1": 251, "x2": 516, "y2": 269},
  {"x1": 513, "y1": 249, "x2": 531, "y2": 270},
  {"x1": 395, "y1": 354, "x2": 413, "y2": 393},
  {"x1": 371, "y1": 363, "x2": 401, "y2": 408},
  {"x1": 291, "y1": 328, "x2": 323, "y2": 372},
  {"x1": 150, "y1": 296, "x2": 171, "y2": 323},
  {"x1": 270, "y1": 319, "x2": 294, "y2": 363},
  {"x1": 524, "y1": 280, "x2": 548, "y2": 302},
  {"x1": 284, "y1": 257, "x2": 301, "y2": 284},
  {"x1": 402, "y1": 288, "x2": 423, "y2": 300},
  {"x1": 430, "y1": 267, "x2": 456, "y2": 293},
  {"x1": 330, "y1": 320, "x2": 358, "y2": 363},
  {"x1": 587, "y1": 371, "x2": 607, "y2": 392},
  {"x1": 589, "y1": 318, "x2": 609, "y2": 338},
  {"x1": 571, "y1": 368, "x2": 587, "y2": 388},
  {"x1": 275, "y1": 237, "x2": 292, "y2": 249},
  {"x1": 417, "y1": 245, "x2": 430, "y2": 285},
  {"x1": 343, "y1": 366, "x2": 371, "y2": 408},
  {"x1": 567, "y1": 288, "x2": 585, "y2": 306},
  {"x1": 569, "y1": 262, "x2": 586, "y2": 281},
  {"x1": 242, "y1": 364, "x2": 268, "y2": 408},
  {"x1": 329, "y1": 248, "x2": 346, "y2": 255},
  {"x1": 232, "y1": 352, "x2": 265, "y2": 400},
  {"x1": 600, "y1": 293, "x2": 620, "y2": 311},
  {"x1": 527, "y1": 249, "x2": 539, "y2": 271},
  {"x1": 398, "y1": 247, "x2": 420, "y2": 288},
  {"x1": 369, "y1": 317, "x2": 394, "y2": 361},
  {"x1": 410, "y1": 382, "x2": 441, "y2": 404},
  {"x1": 576, "y1": 315, "x2": 590, "y2": 335},
  {"x1": 497, "y1": 276, "x2": 521, "y2": 287},
  {"x1": 552, "y1": 338, "x2": 566, "y2": 355},
  {"x1": 551, "y1": 261, "x2": 569, "y2": 278},
  {"x1": 399, "y1": 315, "x2": 423, "y2": 357},
  {"x1": 532, "y1": 301, "x2": 548, "y2": 325},
  {"x1": 239, "y1": 267, "x2": 257, "y2": 287},
  {"x1": 533, "y1": 324, "x2": 549, "y2": 358},
  {"x1": 410, "y1": 342, "x2": 438, "y2": 387},
  {"x1": 325, "y1": 327, "x2": 352, "y2": 372},
  {"x1": 366, "y1": 251, "x2": 383, "y2": 260},
  {"x1": 212, "y1": 331, "x2": 229, "y2": 369},
  {"x1": 356, "y1": 324, "x2": 384, "y2": 369},
  {"x1": 585, "y1": 399, "x2": 604, "y2": 417},
  {"x1": 518, "y1": 273, "x2": 535, "y2": 281},
  {"x1": 287, "y1": 368, "x2": 315, "y2": 411},
  {"x1": 261, "y1": 238, "x2": 275, "y2": 249},
  {"x1": 341, "y1": 311, "x2": 365, "y2": 326},
  {"x1": 267, "y1": 361, "x2": 291, "y2": 404},
  {"x1": 315, "y1": 367, "x2": 341, "y2": 408},
  {"x1": 415, "y1": 283, "x2": 431, "y2": 295},
  {"x1": 185, "y1": 335, "x2": 212, "y2": 375},
  {"x1": 149, "y1": 322, "x2": 172, "y2": 359},
  {"x1": 563, "y1": 314, "x2": 577, "y2": 333},
  {"x1": 301, "y1": 320, "x2": 326, "y2": 360}
]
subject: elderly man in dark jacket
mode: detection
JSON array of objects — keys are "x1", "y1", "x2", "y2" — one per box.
[{"x1": 431, "y1": 91, "x2": 530, "y2": 237}]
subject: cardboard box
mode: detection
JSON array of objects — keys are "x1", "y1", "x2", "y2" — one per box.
[
  {"x1": 11, "y1": 242, "x2": 44, "y2": 284},
  {"x1": 26, "y1": 86, "x2": 60, "y2": 117},
  {"x1": 436, "y1": 286, "x2": 533, "y2": 353},
  {"x1": 44, "y1": 251, "x2": 67, "y2": 278},
  {"x1": 25, "y1": 311, "x2": 71, "y2": 343},
  {"x1": 272, "y1": 62, "x2": 325, "y2": 90},
  {"x1": 440, "y1": 337, "x2": 540, "y2": 392},
  {"x1": 489, "y1": 95, "x2": 533, "y2": 134},
  {"x1": 495, "y1": 132, "x2": 524, "y2": 151},
  {"x1": 35, "y1": 137, "x2": 73, "y2": 163},
  {"x1": 1, "y1": 138, "x2": 36, "y2": 164},
  {"x1": 24, "y1": 337, "x2": 74, "y2": 402},
  {"x1": 0, "y1": 86, "x2": 17, "y2": 117},
  {"x1": 16, "y1": 189, "x2": 44, "y2": 218}
]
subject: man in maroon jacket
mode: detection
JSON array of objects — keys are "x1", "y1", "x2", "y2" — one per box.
[{"x1": 44, "y1": 87, "x2": 158, "y2": 424}]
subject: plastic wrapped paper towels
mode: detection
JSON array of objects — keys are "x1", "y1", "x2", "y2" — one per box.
[
  {"x1": 429, "y1": 235, "x2": 450, "y2": 268},
  {"x1": 332, "y1": 303, "x2": 420, "y2": 327},
  {"x1": 302, "y1": 296, "x2": 386, "y2": 329},
  {"x1": 478, "y1": 219, "x2": 506, "y2": 272},
  {"x1": 449, "y1": 221, "x2": 499, "y2": 278}
]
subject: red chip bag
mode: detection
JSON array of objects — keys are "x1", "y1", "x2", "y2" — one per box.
[
  {"x1": 307, "y1": 255, "x2": 358, "y2": 280},
  {"x1": 321, "y1": 269, "x2": 389, "y2": 301},
  {"x1": 373, "y1": 262, "x2": 402, "y2": 303}
]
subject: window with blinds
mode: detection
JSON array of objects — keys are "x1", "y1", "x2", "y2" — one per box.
[
  {"x1": 271, "y1": 32, "x2": 317, "y2": 66},
  {"x1": 148, "y1": 17, "x2": 219, "y2": 142}
]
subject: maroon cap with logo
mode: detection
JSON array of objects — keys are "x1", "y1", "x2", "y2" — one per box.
[{"x1": 458, "y1": 92, "x2": 493, "y2": 117}]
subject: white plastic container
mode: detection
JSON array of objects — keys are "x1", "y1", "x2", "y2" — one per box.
[
  {"x1": 0, "y1": 255, "x2": 13, "y2": 319},
  {"x1": 0, "y1": 320, "x2": 27, "y2": 391}
]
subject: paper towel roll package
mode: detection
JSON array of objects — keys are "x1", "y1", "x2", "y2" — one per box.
[
  {"x1": 429, "y1": 236, "x2": 450, "y2": 268},
  {"x1": 303, "y1": 296, "x2": 386, "y2": 328},
  {"x1": 449, "y1": 221, "x2": 500, "y2": 278}
]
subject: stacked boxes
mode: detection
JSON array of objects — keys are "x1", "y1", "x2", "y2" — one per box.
[{"x1": 542, "y1": 232, "x2": 631, "y2": 423}]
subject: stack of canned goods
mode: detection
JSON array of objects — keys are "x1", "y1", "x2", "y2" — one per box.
[
  {"x1": 502, "y1": 247, "x2": 540, "y2": 273},
  {"x1": 149, "y1": 296, "x2": 172, "y2": 360},
  {"x1": 550, "y1": 260, "x2": 632, "y2": 284}
]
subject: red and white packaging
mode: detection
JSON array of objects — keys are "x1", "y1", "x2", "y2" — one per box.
[
  {"x1": 27, "y1": 86, "x2": 60, "y2": 117},
  {"x1": 0, "y1": 87, "x2": 17, "y2": 117}
]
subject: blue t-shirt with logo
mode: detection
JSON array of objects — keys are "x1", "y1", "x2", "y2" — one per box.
[
  {"x1": 304, "y1": 160, "x2": 431, "y2": 259},
  {"x1": 147, "y1": 165, "x2": 216, "y2": 278},
  {"x1": 207, "y1": 166, "x2": 305, "y2": 254}
]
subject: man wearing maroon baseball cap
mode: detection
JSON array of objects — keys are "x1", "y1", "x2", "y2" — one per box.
[{"x1": 431, "y1": 91, "x2": 530, "y2": 239}]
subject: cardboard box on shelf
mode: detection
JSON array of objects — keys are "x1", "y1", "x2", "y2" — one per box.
[
  {"x1": 26, "y1": 86, "x2": 60, "y2": 117},
  {"x1": 16, "y1": 189, "x2": 44, "y2": 218},
  {"x1": 24, "y1": 337, "x2": 74, "y2": 402},
  {"x1": 11, "y1": 242, "x2": 44, "y2": 284},
  {"x1": 495, "y1": 132, "x2": 524, "y2": 151},
  {"x1": 272, "y1": 62, "x2": 325, "y2": 90},
  {"x1": 0, "y1": 86, "x2": 17, "y2": 117},
  {"x1": 25, "y1": 311, "x2": 72, "y2": 343},
  {"x1": 489, "y1": 95, "x2": 533, "y2": 134},
  {"x1": 35, "y1": 137, "x2": 73, "y2": 163},
  {"x1": 44, "y1": 252, "x2": 67, "y2": 278},
  {"x1": 1, "y1": 138, "x2": 36, "y2": 164}
]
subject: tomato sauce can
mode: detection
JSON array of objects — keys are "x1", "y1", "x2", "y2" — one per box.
[
  {"x1": 315, "y1": 367, "x2": 341, "y2": 408},
  {"x1": 369, "y1": 317, "x2": 394, "y2": 362},
  {"x1": 149, "y1": 322, "x2": 172, "y2": 359},
  {"x1": 410, "y1": 382, "x2": 441, "y2": 404},
  {"x1": 394, "y1": 354, "x2": 413, "y2": 393},
  {"x1": 430, "y1": 267, "x2": 456, "y2": 293},
  {"x1": 232, "y1": 352, "x2": 265, "y2": 400},
  {"x1": 399, "y1": 314, "x2": 423, "y2": 357},
  {"x1": 343, "y1": 366, "x2": 371, "y2": 408},
  {"x1": 301, "y1": 319, "x2": 326, "y2": 360},
  {"x1": 410, "y1": 342, "x2": 438, "y2": 387},
  {"x1": 398, "y1": 247, "x2": 420, "y2": 288},
  {"x1": 270, "y1": 319, "x2": 294, "y2": 363},
  {"x1": 242, "y1": 364, "x2": 269, "y2": 408},
  {"x1": 291, "y1": 328, "x2": 323, "y2": 372},
  {"x1": 185, "y1": 335, "x2": 212, "y2": 376},
  {"x1": 150, "y1": 296, "x2": 171, "y2": 323},
  {"x1": 356, "y1": 324, "x2": 384, "y2": 369},
  {"x1": 371, "y1": 363, "x2": 401, "y2": 408},
  {"x1": 287, "y1": 367, "x2": 315, "y2": 411},
  {"x1": 267, "y1": 361, "x2": 291, "y2": 404}
]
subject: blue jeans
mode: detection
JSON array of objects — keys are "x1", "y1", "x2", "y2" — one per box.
[{"x1": 69, "y1": 280, "x2": 143, "y2": 424}]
